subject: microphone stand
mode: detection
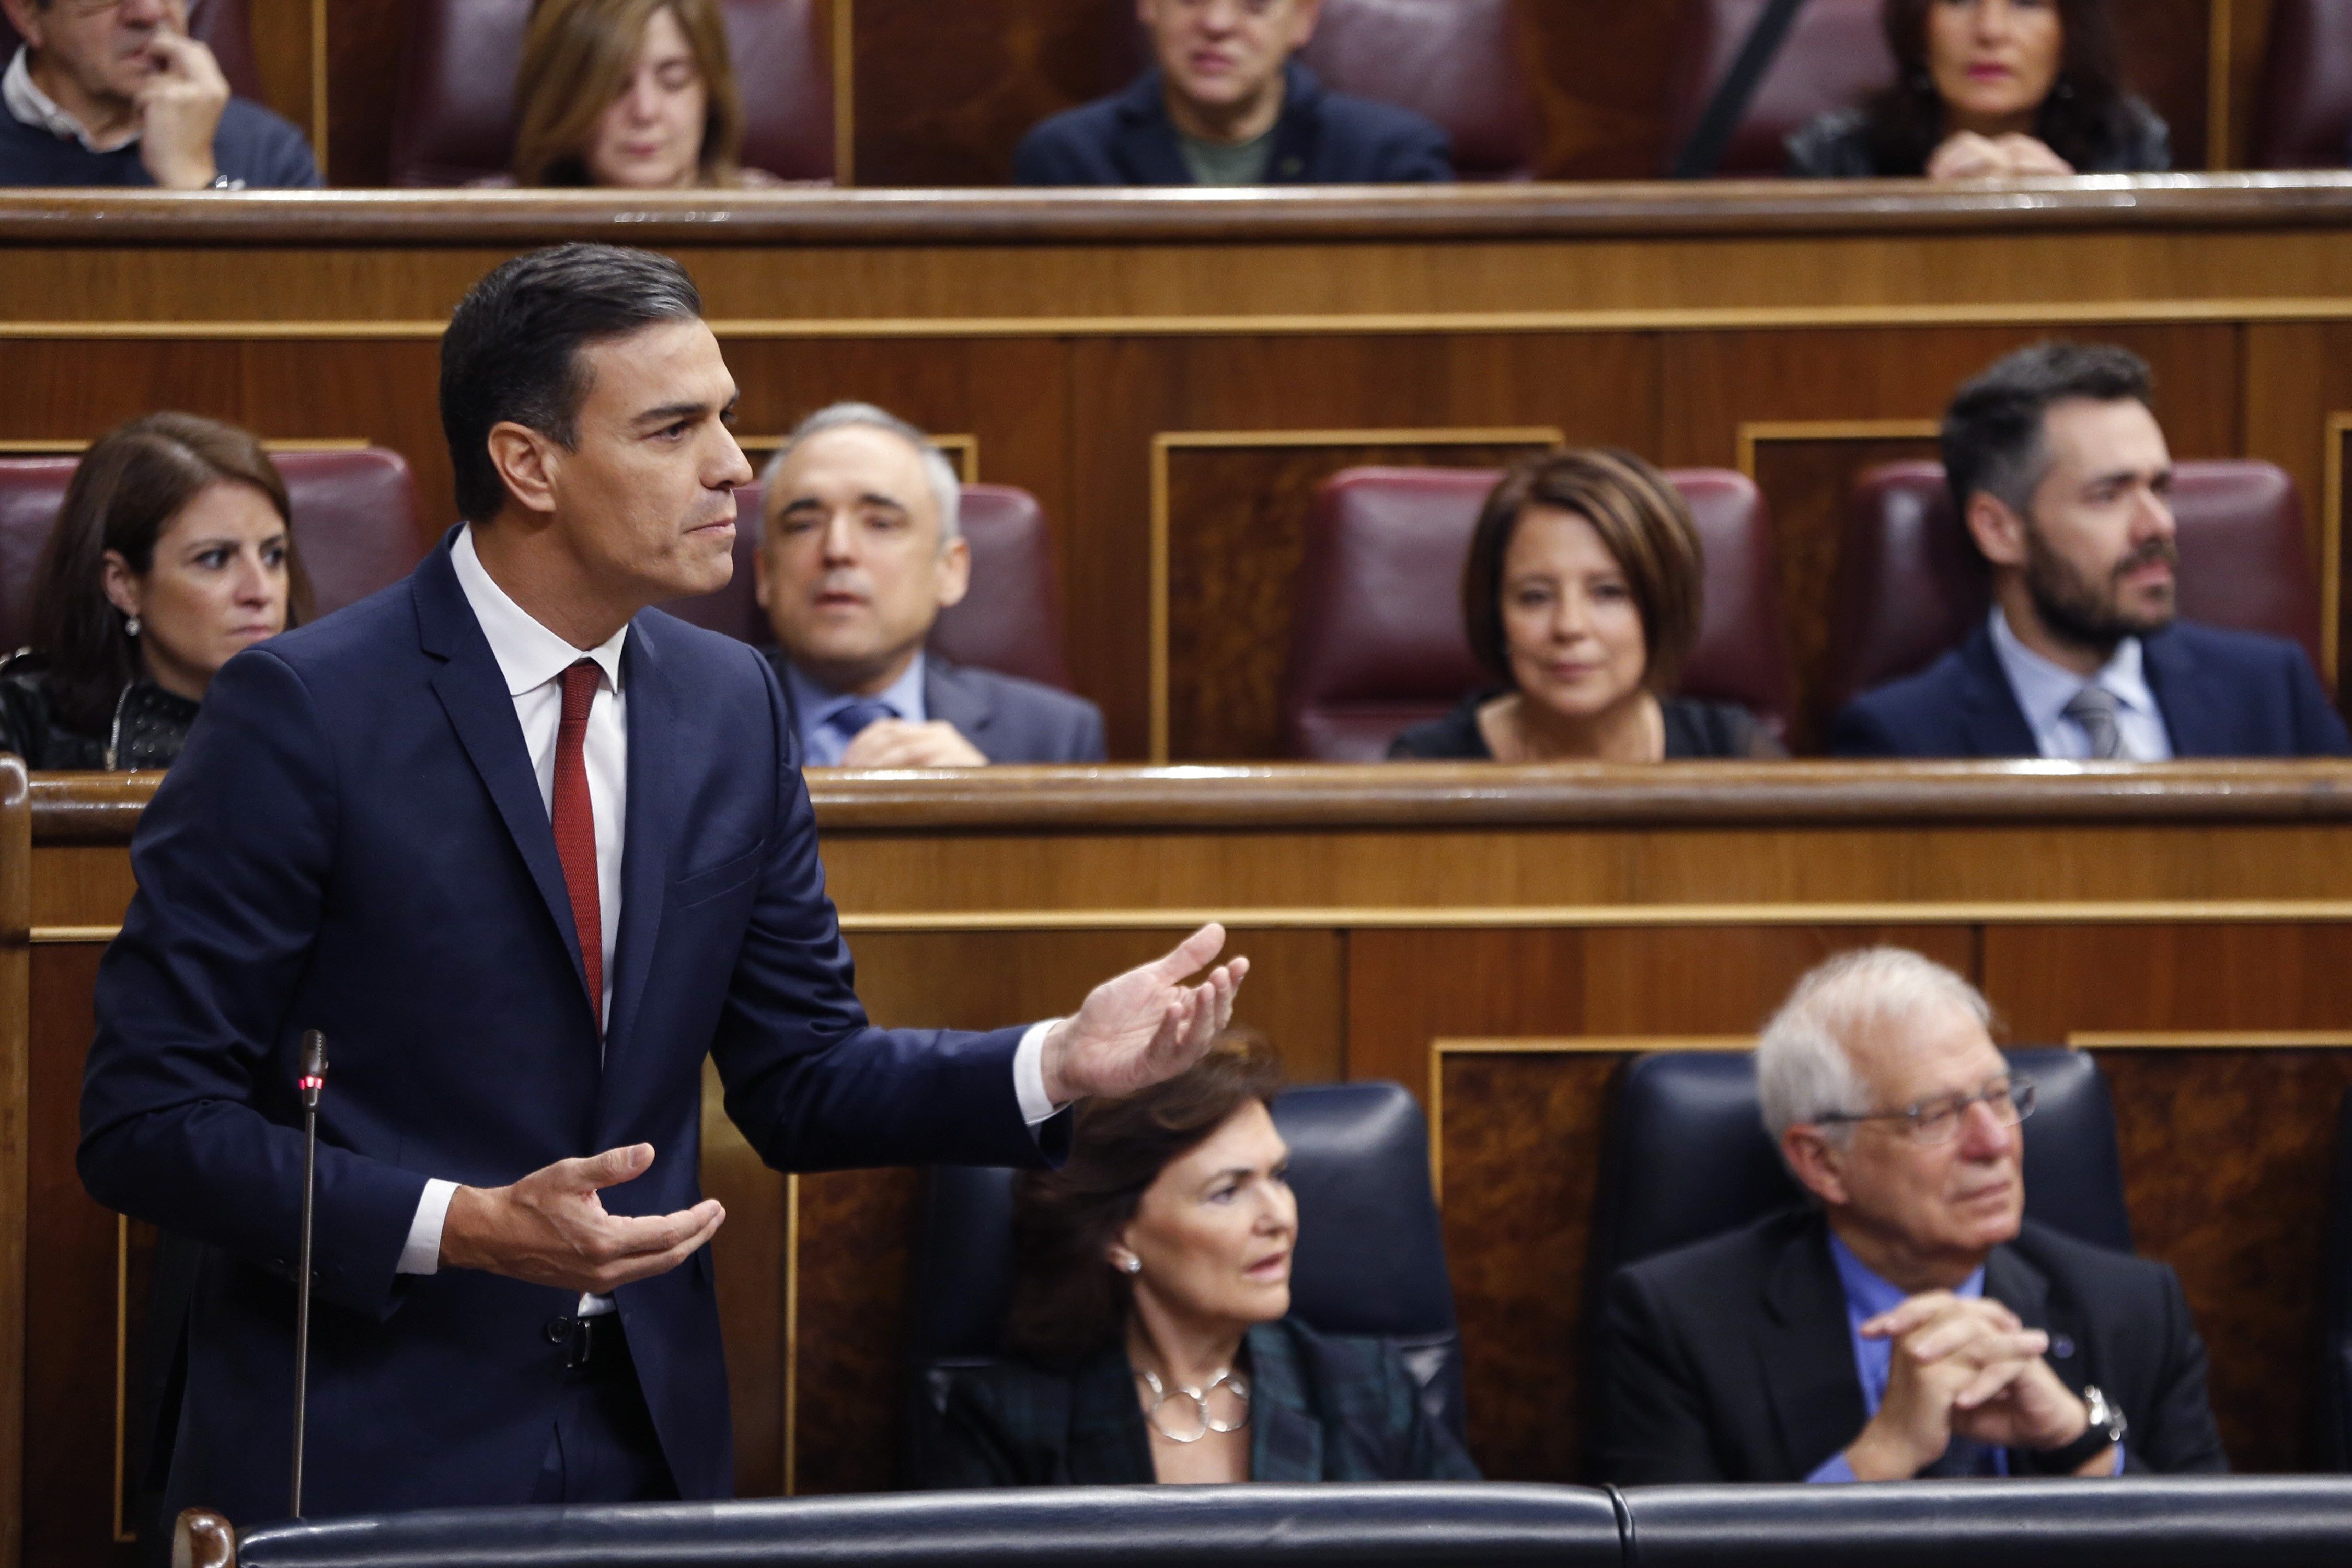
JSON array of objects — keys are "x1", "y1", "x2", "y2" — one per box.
[
  {"x1": 291, "y1": 1030, "x2": 329, "y2": 1520},
  {"x1": 1671, "y1": 0, "x2": 1812, "y2": 179}
]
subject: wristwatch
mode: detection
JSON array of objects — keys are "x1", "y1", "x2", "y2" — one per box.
[{"x1": 2025, "y1": 1384, "x2": 2127, "y2": 1474}]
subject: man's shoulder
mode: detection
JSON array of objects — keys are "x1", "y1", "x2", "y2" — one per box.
[
  {"x1": 636, "y1": 610, "x2": 780, "y2": 690},
  {"x1": 1831, "y1": 638, "x2": 1990, "y2": 751},
  {"x1": 259, "y1": 573, "x2": 423, "y2": 676},
  {"x1": 1313, "y1": 86, "x2": 1447, "y2": 148},
  {"x1": 2009, "y1": 1217, "x2": 2175, "y2": 1304},
  {"x1": 929, "y1": 658, "x2": 1105, "y2": 762},
  {"x1": 1617, "y1": 1207, "x2": 1814, "y2": 1303}
]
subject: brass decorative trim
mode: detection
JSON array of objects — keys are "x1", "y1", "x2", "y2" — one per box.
[
  {"x1": 1427, "y1": 1034, "x2": 1754, "y2": 1201},
  {"x1": 2069, "y1": 1030, "x2": 2352, "y2": 1049},
  {"x1": 32, "y1": 927, "x2": 122, "y2": 944},
  {"x1": 1734, "y1": 419, "x2": 1941, "y2": 481},
  {"x1": 1147, "y1": 426, "x2": 1563, "y2": 760},
  {"x1": 2325, "y1": 412, "x2": 2351, "y2": 685}
]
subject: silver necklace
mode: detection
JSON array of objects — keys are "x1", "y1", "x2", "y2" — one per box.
[{"x1": 1135, "y1": 1365, "x2": 1250, "y2": 1444}]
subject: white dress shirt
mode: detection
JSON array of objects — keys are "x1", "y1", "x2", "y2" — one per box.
[
  {"x1": 398, "y1": 527, "x2": 1060, "y2": 1309},
  {"x1": 1987, "y1": 606, "x2": 2174, "y2": 762}
]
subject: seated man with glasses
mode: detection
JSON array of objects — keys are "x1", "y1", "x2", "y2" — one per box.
[{"x1": 1592, "y1": 947, "x2": 2226, "y2": 1484}]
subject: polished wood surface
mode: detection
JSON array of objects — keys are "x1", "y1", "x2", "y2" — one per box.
[{"x1": 8, "y1": 181, "x2": 2352, "y2": 758}]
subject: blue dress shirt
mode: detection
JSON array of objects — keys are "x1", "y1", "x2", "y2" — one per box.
[{"x1": 786, "y1": 651, "x2": 928, "y2": 767}]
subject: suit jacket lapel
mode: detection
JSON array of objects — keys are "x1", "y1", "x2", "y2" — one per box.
[
  {"x1": 1067, "y1": 1345, "x2": 1156, "y2": 1485},
  {"x1": 1113, "y1": 71, "x2": 1198, "y2": 185},
  {"x1": 1986, "y1": 1242, "x2": 2086, "y2": 1395},
  {"x1": 1758, "y1": 1219, "x2": 1871, "y2": 1477},
  {"x1": 603, "y1": 616, "x2": 680, "y2": 1067},
  {"x1": 414, "y1": 541, "x2": 590, "y2": 1008},
  {"x1": 924, "y1": 658, "x2": 995, "y2": 744},
  {"x1": 1246, "y1": 1323, "x2": 1325, "y2": 1482},
  {"x1": 1957, "y1": 624, "x2": 2043, "y2": 757},
  {"x1": 2140, "y1": 628, "x2": 2213, "y2": 756}
]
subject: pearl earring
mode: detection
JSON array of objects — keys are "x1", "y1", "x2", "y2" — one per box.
[
  {"x1": 125, "y1": 616, "x2": 141, "y2": 638},
  {"x1": 1122, "y1": 1255, "x2": 1142, "y2": 1275}
]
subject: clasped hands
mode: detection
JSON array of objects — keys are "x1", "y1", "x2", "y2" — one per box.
[
  {"x1": 1926, "y1": 130, "x2": 2076, "y2": 182},
  {"x1": 1842, "y1": 1291, "x2": 2108, "y2": 1480},
  {"x1": 440, "y1": 924, "x2": 1247, "y2": 1293}
]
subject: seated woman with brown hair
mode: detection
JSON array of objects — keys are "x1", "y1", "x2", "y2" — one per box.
[
  {"x1": 1789, "y1": 0, "x2": 2168, "y2": 180},
  {"x1": 510, "y1": 0, "x2": 780, "y2": 189},
  {"x1": 0, "y1": 413, "x2": 311, "y2": 771},
  {"x1": 1390, "y1": 449, "x2": 1778, "y2": 762},
  {"x1": 923, "y1": 1034, "x2": 1478, "y2": 1487}
]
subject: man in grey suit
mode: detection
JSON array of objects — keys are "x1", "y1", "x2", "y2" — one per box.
[{"x1": 754, "y1": 403, "x2": 1106, "y2": 766}]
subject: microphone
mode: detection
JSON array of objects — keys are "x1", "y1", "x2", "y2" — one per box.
[{"x1": 291, "y1": 1030, "x2": 328, "y2": 1519}]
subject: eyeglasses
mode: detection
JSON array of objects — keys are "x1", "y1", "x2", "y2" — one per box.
[{"x1": 1816, "y1": 1074, "x2": 2037, "y2": 1145}]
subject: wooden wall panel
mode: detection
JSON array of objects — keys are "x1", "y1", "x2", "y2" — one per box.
[
  {"x1": 704, "y1": 1062, "x2": 790, "y2": 1497},
  {"x1": 1578, "y1": 924, "x2": 1975, "y2": 1036},
  {"x1": 246, "y1": 0, "x2": 318, "y2": 145},
  {"x1": 1984, "y1": 923, "x2": 2352, "y2": 1040},
  {"x1": 792, "y1": 1167, "x2": 918, "y2": 1495},
  {"x1": 1346, "y1": 929, "x2": 1586, "y2": 1089},
  {"x1": 325, "y1": 0, "x2": 407, "y2": 187}
]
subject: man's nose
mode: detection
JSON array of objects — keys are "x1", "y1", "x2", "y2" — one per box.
[
  {"x1": 820, "y1": 513, "x2": 859, "y2": 561},
  {"x1": 2135, "y1": 489, "x2": 2179, "y2": 547},
  {"x1": 1955, "y1": 1096, "x2": 2011, "y2": 1158}
]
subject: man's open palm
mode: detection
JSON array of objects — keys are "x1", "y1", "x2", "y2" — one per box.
[{"x1": 1040, "y1": 923, "x2": 1249, "y2": 1106}]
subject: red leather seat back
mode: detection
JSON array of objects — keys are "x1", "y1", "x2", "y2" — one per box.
[
  {"x1": 0, "y1": 0, "x2": 262, "y2": 101},
  {"x1": 661, "y1": 482, "x2": 1074, "y2": 691},
  {"x1": 0, "y1": 448, "x2": 423, "y2": 654},
  {"x1": 1823, "y1": 459, "x2": 2325, "y2": 714},
  {"x1": 1281, "y1": 466, "x2": 1795, "y2": 761},
  {"x1": 1101, "y1": 0, "x2": 1539, "y2": 180},
  {"x1": 2252, "y1": 0, "x2": 2352, "y2": 168},
  {"x1": 1661, "y1": 0, "x2": 1894, "y2": 176},
  {"x1": 389, "y1": 0, "x2": 832, "y2": 187}
]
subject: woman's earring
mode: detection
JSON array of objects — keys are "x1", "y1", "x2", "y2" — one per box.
[
  {"x1": 124, "y1": 616, "x2": 141, "y2": 638},
  {"x1": 1122, "y1": 1255, "x2": 1142, "y2": 1275}
]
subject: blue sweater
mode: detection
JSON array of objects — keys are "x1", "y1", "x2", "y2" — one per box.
[{"x1": 0, "y1": 95, "x2": 319, "y2": 187}]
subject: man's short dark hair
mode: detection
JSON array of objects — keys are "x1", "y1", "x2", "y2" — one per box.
[
  {"x1": 439, "y1": 244, "x2": 705, "y2": 523},
  {"x1": 1941, "y1": 341, "x2": 2155, "y2": 525}
]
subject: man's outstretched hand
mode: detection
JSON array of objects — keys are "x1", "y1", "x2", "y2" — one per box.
[
  {"x1": 441, "y1": 1144, "x2": 724, "y2": 1293},
  {"x1": 1039, "y1": 923, "x2": 1250, "y2": 1107}
]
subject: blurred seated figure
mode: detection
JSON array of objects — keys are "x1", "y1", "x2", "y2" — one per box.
[
  {"x1": 1788, "y1": 0, "x2": 2168, "y2": 179},
  {"x1": 1014, "y1": 0, "x2": 1451, "y2": 187},
  {"x1": 921, "y1": 1033, "x2": 1479, "y2": 1486},
  {"x1": 1832, "y1": 344, "x2": 2349, "y2": 758},
  {"x1": 1389, "y1": 449, "x2": 1779, "y2": 762},
  {"x1": 756, "y1": 402, "x2": 1105, "y2": 767},
  {"x1": 1596, "y1": 948, "x2": 2227, "y2": 1485},
  {"x1": 0, "y1": 0, "x2": 316, "y2": 187},
  {"x1": 511, "y1": 0, "x2": 776, "y2": 188},
  {"x1": 0, "y1": 412, "x2": 309, "y2": 770}
]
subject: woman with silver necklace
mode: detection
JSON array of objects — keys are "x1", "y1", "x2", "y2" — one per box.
[{"x1": 922, "y1": 1034, "x2": 1478, "y2": 1488}]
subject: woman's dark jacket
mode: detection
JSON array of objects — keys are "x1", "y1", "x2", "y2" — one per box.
[
  {"x1": 1787, "y1": 96, "x2": 2171, "y2": 178},
  {"x1": 921, "y1": 1317, "x2": 1481, "y2": 1486},
  {"x1": 0, "y1": 654, "x2": 197, "y2": 770},
  {"x1": 1387, "y1": 692, "x2": 1774, "y2": 760}
]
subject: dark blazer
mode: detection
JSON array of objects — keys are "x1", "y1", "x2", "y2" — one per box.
[
  {"x1": 1388, "y1": 691, "x2": 1775, "y2": 760},
  {"x1": 768, "y1": 649, "x2": 1107, "y2": 764},
  {"x1": 923, "y1": 1317, "x2": 1480, "y2": 1487},
  {"x1": 0, "y1": 94, "x2": 320, "y2": 188},
  {"x1": 1014, "y1": 62, "x2": 1452, "y2": 187},
  {"x1": 1593, "y1": 1207, "x2": 2229, "y2": 1485},
  {"x1": 78, "y1": 533, "x2": 1066, "y2": 1525},
  {"x1": 0, "y1": 654, "x2": 197, "y2": 771},
  {"x1": 1786, "y1": 97, "x2": 2172, "y2": 178},
  {"x1": 1830, "y1": 619, "x2": 2352, "y2": 759}
]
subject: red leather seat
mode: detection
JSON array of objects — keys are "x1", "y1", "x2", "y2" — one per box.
[
  {"x1": 1102, "y1": 0, "x2": 1539, "y2": 180},
  {"x1": 1280, "y1": 466, "x2": 1795, "y2": 761},
  {"x1": 1661, "y1": 0, "x2": 1893, "y2": 176},
  {"x1": 0, "y1": 448, "x2": 424, "y2": 654},
  {"x1": 660, "y1": 482, "x2": 1074, "y2": 690},
  {"x1": 388, "y1": 0, "x2": 832, "y2": 187},
  {"x1": 1822, "y1": 459, "x2": 2325, "y2": 716},
  {"x1": 2251, "y1": 0, "x2": 2352, "y2": 168},
  {"x1": 0, "y1": 0, "x2": 261, "y2": 102}
]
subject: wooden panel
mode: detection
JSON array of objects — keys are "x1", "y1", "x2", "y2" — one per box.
[
  {"x1": 1984, "y1": 923, "x2": 2352, "y2": 1039},
  {"x1": 1346, "y1": 929, "x2": 1585, "y2": 1089},
  {"x1": 703, "y1": 1062, "x2": 788, "y2": 1497},
  {"x1": 791, "y1": 1167, "x2": 918, "y2": 1495},
  {"x1": 1162, "y1": 436, "x2": 1553, "y2": 763},
  {"x1": 246, "y1": 0, "x2": 318, "y2": 144},
  {"x1": 1579, "y1": 924, "x2": 1976, "y2": 1036},
  {"x1": 324, "y1": 0, "x2": 405, "y2": 188}
]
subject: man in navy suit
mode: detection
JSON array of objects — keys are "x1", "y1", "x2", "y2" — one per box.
[
  {"x1": 1832, "y1": 342, "x2": 2350, "y2": 759},
  {"x1": 1014, "y1": 0, "x2": 1451, "y2": 187},
  {"x1": 78, "y1": 244, "x2": 1248, "y2": 1524},
  {"x1": 753, "y1": 402, "x2": 1106, "y2": 767}
]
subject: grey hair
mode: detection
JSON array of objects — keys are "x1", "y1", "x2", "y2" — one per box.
[
  {"x1": 757, "y1": 401, "x2": 961, "y2": 544},
  {"x1": 1756, "y1": 948, "x2": 1995, "y2": 1154}
]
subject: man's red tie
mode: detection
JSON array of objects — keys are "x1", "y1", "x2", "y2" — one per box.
[{"x1": 553, "y1": 660, "x2": 603, "y2": 1030}]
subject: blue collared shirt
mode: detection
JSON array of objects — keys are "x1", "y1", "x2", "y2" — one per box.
[
  {"x1": 785, "y1": 651, "x2": 928, "y2": 768},
  {"x1": 1987, "y1": 607, "x2": 2173, "y2": 761}
]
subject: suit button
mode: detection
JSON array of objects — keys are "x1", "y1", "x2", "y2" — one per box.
[{"x1": 543, "y1": 1315, "x2": 575, "y2": 1345}]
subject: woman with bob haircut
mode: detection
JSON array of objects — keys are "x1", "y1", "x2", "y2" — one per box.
[
  {"x1": 0, "y1": 413, "x2": 312, "y2": 771},
  {"x1": 511, "y1": 0, "x2": 779, "y2": 189},
  {"x1": 1788, "y1": 0, "x2": 2168, "y2": 180},
  {"x1": 922, "y1": 1033, "x2": 1478, "y2": 1486},
  {"x1": 1389, "y1": 448, "x2": 1777, "y2": 762}
]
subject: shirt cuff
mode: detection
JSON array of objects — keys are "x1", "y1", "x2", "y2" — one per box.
[
  {"x1": 399, "y1": 1178, "x2": 458, "y2": 1275},
  {"x1": 1014, "y1": 1018, "x2": 1065, "y2": 1126},
  {"x1": 2109, "y1": 1443, "x2": 2126, "y2": 1477},
  {"x1": 1807, "y1": 1451, "x2": 1859, "y2": 1484}
]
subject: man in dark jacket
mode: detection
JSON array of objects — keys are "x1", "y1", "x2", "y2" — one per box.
[
  {"x1": 1832, "y1": 342, "x2": 2349, "y2": 759},
  {"x1": 1595, "y1": 947, "x2": 2227, "y2": 1485},
  {"x1": 1014, "y1": 0, "x2": 1449, "y2": 187},
  {"x1": 756, "y1": 402, "x2": 1105, "y2": 767},
  {"x1": 0, "y1": 0, "x2": 317, "y2": 187}
]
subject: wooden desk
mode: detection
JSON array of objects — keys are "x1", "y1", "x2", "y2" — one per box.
[
  {"x1": 9, "y1": 180, "x2": 2352, "y2": 758},
  {"x1": 14, "y1": 761, "x2": 2352, "y2": 1566}
]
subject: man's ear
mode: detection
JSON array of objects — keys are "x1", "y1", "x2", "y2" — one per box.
[
  {"x1": 751, "y1": 537, "x2": 775, "y2": 614},
  {"x1": 934, "y1": 534, "x2": 972, "y2": 612},
  {"x1": 2, "y1": 0, "x2": 45, "y2": 49},
  {"x1": 1782, "y1": 1125, "x2": 1851, "y2": 1209},
  {"x1": 1288, "y1": 0, "x2": 1324, "y2": 48},
  {"x1": 485, "y1": 423, "x2": 563, "y2": 518},
  {"x1": 1966, "y1": 491, "x2": 2030, "y2": 571}
]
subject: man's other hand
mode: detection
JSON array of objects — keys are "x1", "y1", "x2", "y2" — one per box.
[
  {"x1": 1039, "y1": 922, "x2": 1249, "y2": 1107},
  {"x1": 440, "y1": 1144, "x2": 725, "y2": 1293}
]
